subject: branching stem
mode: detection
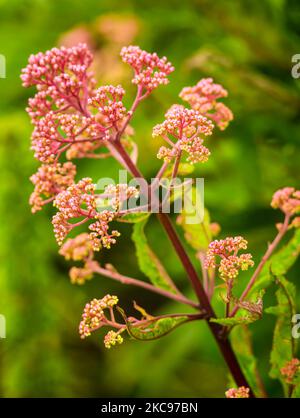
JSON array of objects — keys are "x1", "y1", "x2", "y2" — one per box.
[
  {"x1": 90, "y1": 262, "x2": 200, "y2": 309},
  {"x1": 110, "y1": 135, "x2": 254, "y2": 396}
]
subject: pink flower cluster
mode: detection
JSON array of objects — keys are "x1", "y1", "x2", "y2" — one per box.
[
  {"x1": 120, "y1": 45, "x2": 174, "y2": 94},
  {"x1": 88, "y1": 85, "x2": 127, "y2": 125},
  {"x1": 101, "y1": 184, "x2": 139, "y2": 211},
  {"x1": 271, "y1": 187, "x2": 300, "y2": 216},
  {"x1": 59, "y1": 233, "x2": 94, "y2": 261},
  {"x1": 225, "y1": 386, "x2": 250, "y2": 398},
  {"x1": 104, "y1": 330, "x2": 124, "y2": 349},
  {"x1": 88, "y1": 211, "x2": 120, "y2": 249},
  {"x1": 59, "y1": 233, "x2": 99, "y2": 285},
  {"x1": 69, "y1": 265, "x2": 95, "y2": 285},
  {"x1": 180, "y1": 78, "x2": 233, "y2": 130},
  {"x1": 79, "y1": 295, "x2": 119, "y2": 339},
  {"x1": 27, "y1": 91, "x2": 53, "y2": 124},
  {"x1": 153, "y1": 104, "x2": 213, "y2": 163},
  {"x1": 54, "y1": 177, "x2": 96, "y2": 219},
  {"x1": 51, "y1": 178, "x2": 118, "y2": 248},
  {"x1": 205, "y1": 236, "x2": 254, "y2": 281},
  {"x1": 280, "y1": 358, "x2": 300, "y2": 383},
  {"x1": 31, "y1": 112, "x2": 61, "y2": 163},
  {"x1": 52, "y1": 179, "x2": 139, "y2": 248},
  {"x1": 31, "y1": 111, "x2": 105, "y2": 163},
  {"x1": 29, "y1": 162, "x2": 76, "y2": 213},
  {"x1": 21, "y1": 43, "x2": 95, "y2": 119},
  {"x1": 22, "y1": 44, "x2": 176, "y2": 217}
]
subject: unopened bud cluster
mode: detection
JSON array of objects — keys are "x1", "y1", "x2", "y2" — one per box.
[
  {"x1": 225, "y1": 386, "x2": 250, "y2": 398},
  {"x1": 153, "y1": 104, "x2": 214, "y2": 164},
  {"x1": 120, "y1": 45, "x2": 174, "y2": 93},
  {"x1": 280, "y1": 358, "x2": 300, "y2": 384},
  {"x1": 180, "y1": 78, "x2": 233, "y2": 130},
  {"x1": 79, "y1": 295, "x2": 119, "y2": 339},
  {"x1": 205, "y1": 236, "x2": 254, "y2": 281}
]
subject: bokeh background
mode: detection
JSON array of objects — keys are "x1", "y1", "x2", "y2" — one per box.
[{"x1": 0, "y1": 0, "x2": 300, "y2": 397}]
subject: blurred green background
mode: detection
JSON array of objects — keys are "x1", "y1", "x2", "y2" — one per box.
[{"x1": 0, "y1": 0, "x2": 300, "y2": 398}]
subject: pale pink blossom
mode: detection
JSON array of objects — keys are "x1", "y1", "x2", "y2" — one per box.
[
  {"x1": 79, "y1": 295, "x2": 119, "y2": 339},
  {"x1": 271, "y1": 187, "x2": 300, "y2": 216},
  {"x1": 225, "y1": 386, "x2": 250, "y2": 398},
  {"x1": 29, "y1": 162, "x2": 76, "y2": 213},
  {"x1": 153, "y1": 104, "x2": 213, "y2": 164},
  {"x1": 31, "y1": 111, "x2": 106, "y2": 163},
  {"x1": 280, "y1": 358, "x2": 300, "y2": 383},
  {"x1": 88, "y1": 85, "x2": 127, "y2": 125},
  {"x1": 120, "y1": 45, "x2": 174, "y2": 93},
  {"x1": 153, "y1": 105, "x2": 213, "y2": 139},
  {"x1": 21, "y1": 44, "x2": 95, "y2": 118},
  {"x1": 59, "y1": 233, "x2": 95, "y2": 261},
  {"x1": 180, "y1": 78, "x2": 233, "y2": 130},
  {"x1": 53, "y1": 177, "x2": 96, "y2": 219},
  {"x1": 69, "y1": 265, "x2": 94, "y2": 285},
  {"x1": 89, "y1": 211, "x2": 120, "y2": 250},
  {"x1": 205, "y1": 237, "x2": 254, "y2": 281},
  {"x1": 104, "y1": 330, "x2": 124, "y2": 349},
  {"x1": 52, "y1": 179, "x2": 138, "y2": 248},
  {"x1": 52, "y1": 178, "x2": 98, "y2": 245},
  {"x1": 102, "y1": 184, "x2": 139, "y2": 210}
]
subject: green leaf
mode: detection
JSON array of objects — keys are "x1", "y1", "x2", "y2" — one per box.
[
  {"x1": 176, "y1": 186, "x2": 212, "y2": 251},
  {"x1": 248, "y1": 229, "x2": 300, "y2": 297},
  {"x1": 117, "y1": 307, "x2": 188, "y2": 341},
  {"x1": 116, "y1": 212, "x2": 150, "y2": 223},
  {"x1": 230, "y1": 325, "x2": 266, "y2": 398},
  {"x1": 266, "y1": 275, "x2": 297, "y2": 395},
  {"x1": 210, "y1": 315, "x2": 258, "y2": 327},
  {"x1": 211, "y1": 290, "x2": 264, "y2": 327},
  {"x1": 132, "y1": 218, "x2": 178, "y2": 294}
]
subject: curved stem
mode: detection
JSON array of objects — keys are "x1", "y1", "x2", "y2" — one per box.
[
  {"x1": 91, "y1": 263, "x2": 200, "y2": 309},
  {"x1": 116, "y1": 85, "x2": 143, "y2": 140},
  {"x1": 197, "y1": 251, "x2": 210, "y2": 298},
  {"x1": 153, "y1": 160, "x2": 170, "y2": 184},
  {"x1": 70, "y1": 217, "x2": 90, "y2": 229},
  {"x1": 160, "y1": 151, "x2": 182, "y2": 209}
]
